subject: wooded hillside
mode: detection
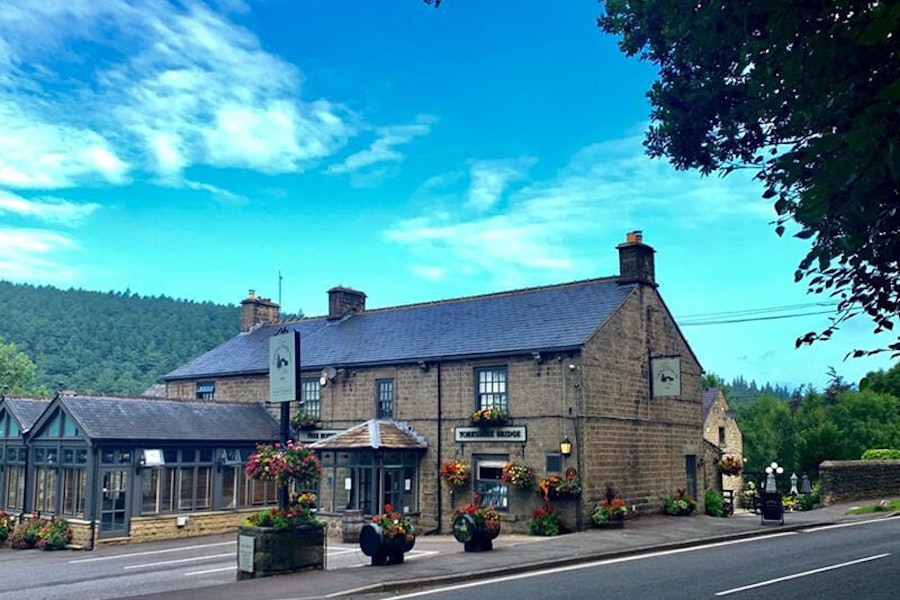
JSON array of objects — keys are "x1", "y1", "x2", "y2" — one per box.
[{"x1": 0, "y1": 281, "x2": 239, "y2": 395}]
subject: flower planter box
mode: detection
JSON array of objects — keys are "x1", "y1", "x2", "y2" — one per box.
[
  {"x1": 596, "y1": 515, "x2": 625, "y2": 529},
  {"x1": 452, "y1": 513, "x2": 500, "y2": 552},
  {"x1": 358, "y1": 522, "x2": 416, "y2": 565},
  {"x1": 237, "y1": 525, "x2": 325, "y2": 580}
]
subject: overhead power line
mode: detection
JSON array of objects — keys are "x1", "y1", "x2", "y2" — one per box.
[{"x1": 675, "y1": 301, "x2": 840, "y2": 327}]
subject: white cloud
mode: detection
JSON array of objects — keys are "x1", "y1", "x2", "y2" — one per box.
[
  {"x1": 385, "y1": 132, "x2": 770, "y2": 285},
  {"x1": 183, "y1": 179, "x2": 248, "y2": 204},
  {"x1": 466, "y1": 158, "x2": 536, "y2": 212},
  {"x1": 0, "y1": 191, "x2": 100, "y2": 226},
  {"x1": 327, "y1": 120, "x2": 433, "y2": 176},
  {"x1": 0, "y1": 0, "x2": 356, "y2": 188},
  {"x1": 0, "y1": 105, "x2": 130, "y2": 189},
  {"x1": 0, "y1": 227, "x2": 80, "y2": 283}
]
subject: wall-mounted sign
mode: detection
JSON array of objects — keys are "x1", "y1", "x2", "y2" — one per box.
[
  {"x1": 652, "y1": 356, "x2": 682, "y2": 397},
  {"x1": 454, "y1": 426, "x2": 527, "y2": 443},
  {"x1": 269, "y1": 330, "x2": 300, "y2": 403}
]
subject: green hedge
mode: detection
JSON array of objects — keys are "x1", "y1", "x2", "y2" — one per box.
[{"x1": 861, "y1": 449, "x2": 900, "y2": 460}]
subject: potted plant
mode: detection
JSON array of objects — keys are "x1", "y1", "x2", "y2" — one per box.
[
  {"x1": 469, "y1": 406, "x2": 509, "y2": 426},
  {"x1": 500, "y1": 461, "x2": 535, "y2": 490},
  {"x1": 359, "y1": 504, "x2": 416, "y2": 565},
  {"x1": 440, "y1": 459, "x2": 471, "y2": 489},
  {"x1": 452, "y1": 494, "x2": 501, "y2": 552},
  {"x1": 290, "y1": 411, "x2": 321, "y2": 431},
  {"x1": 592, "y1": 483, "x2": 628, "y2": 528},
  {"x1": 528, "y1": 504, "x2": 567, "y2": 536},
  {"x1": 239, "y1": 440, "x2": 325, "y2": 579},
  {"x1": 718, "y1": 454, "x2": 743, "y2": 476},
  {"x1": 664, "y1": 489, "x2": 697, "y2": 516}
]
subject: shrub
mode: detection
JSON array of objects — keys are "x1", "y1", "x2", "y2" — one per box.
[
  {"x1": 0, "y1": 510, "x2": 11, "y2": 545},
  {"x1": 704, "y1": 489, "x2": 725, "y2": 517},
  {"x1": 528, "y1": 504, "x2": 566, "y2": 536},
  {"x1": 8, "y1": 516, "x2": 71, "y2": 550},
  {"x1": 243, "y1": 506, "x2": 320, "y2": 530},
  {"x1": 861, "y1": 449, "x2": 900, "y2": 460}
]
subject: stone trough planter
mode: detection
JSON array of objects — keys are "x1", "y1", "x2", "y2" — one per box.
[{"x1": 236, "y1": 525, "x2": 325, "y2": 580}]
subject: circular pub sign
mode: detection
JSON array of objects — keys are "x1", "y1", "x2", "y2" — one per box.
[{"x1": 452, "y1": 513, "x2": 476, "y2": 543}]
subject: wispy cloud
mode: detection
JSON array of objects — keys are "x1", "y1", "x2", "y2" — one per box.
[
  {"x1": 0, "y1": 227, "x2": 80, "y2": 283},
  {"x1": 327, "y1": 119, "x2": 433, "y2": 176},
  {"x1": 0, "y1": 0, "x2": 355, "y2": 189},
  {"x1": 0, "y1": 191, "x2": 100, "y2": 226},
  {"x1": 466, "y1": 158, "x2": 536, "y2": 212},
  {"x1": 385, "y1": 132, "x2": 770, "y2": 284}
]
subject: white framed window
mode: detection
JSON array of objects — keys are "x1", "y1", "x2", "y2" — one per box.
[{"x1": 475, "y1": 366, "x2": 507, "y2": 412}]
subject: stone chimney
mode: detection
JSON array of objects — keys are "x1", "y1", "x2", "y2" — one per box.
[
  {"x1": 328, "y1": 286, "x2": 367, "y2": 320},
  {"x1": 240, "y1": 289, "x2": 281, "y2": 332},
  {"x1": 616, "y1": 230, "x2": 656, "y2": 285}
]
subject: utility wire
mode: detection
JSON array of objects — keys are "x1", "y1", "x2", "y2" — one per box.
[
  {"x1": 678, "y1": 309, "x2": 836, "y2": 326},
  {"x1": 676, "y1": 301, "x2": 838, "y2": 319}
]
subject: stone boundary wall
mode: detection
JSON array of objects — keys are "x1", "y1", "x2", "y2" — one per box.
[{"x1": 819, "y1": 460, "x2": 900, "y2": 505}]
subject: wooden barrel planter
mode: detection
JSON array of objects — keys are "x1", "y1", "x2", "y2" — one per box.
[
  {"x1": 358, "y1": 522, "x2": 416, "y2": 565},
  {"x1": 452, "y1": 513, "x2": 500, "y2": 552}
]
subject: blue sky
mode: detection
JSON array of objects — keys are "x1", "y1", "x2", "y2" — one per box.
[{"x1": 0, "y1": 0, "x2": 894, "y2": 390}]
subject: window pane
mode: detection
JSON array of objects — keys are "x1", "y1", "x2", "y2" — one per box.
[
  {"x1": 302, "y1": 379, "x2": 321, "y2": 418},
  {"x1": 222, "y1": 468, "x2": 237, "y2": 509},
  {"x1": 476, "y1": 367, "x2": 508, "y2": 412},
  {"x1": 475, "y1": 455, "x2": 508, "y2": 511},
  {"x1": 376, "y1": 379, "x2": 394, "y2": 419},
  {"x1": 196, "y1": 467, "x2": 211, "y2": 510},
  {"x1": 142, "y1": 469, "x2": 161, "y2": 514},
  {"x1": 179, "y1": 468, "x2": 195, "y2": 510}
]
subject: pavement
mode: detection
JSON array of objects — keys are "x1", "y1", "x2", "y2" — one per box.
[{"x1": 132, "y1": 500, "x2": 899, "y2": 600}]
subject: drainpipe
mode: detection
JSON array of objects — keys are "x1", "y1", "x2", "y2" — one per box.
[
  {"x1": 424, "y1": 361, "x2": 443, "y2": 535},
  {"x1": 436, "y1": 361, "x2": 443, "y2": 533},
  {"x1": 87, "y1": 443, "x2": 98, "y2": 551}
]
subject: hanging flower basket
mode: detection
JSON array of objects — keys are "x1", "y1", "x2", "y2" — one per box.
[
  {"x1": 440, "y1": 460, "x2": 471, "y2": 488},
  {"x1": 718, "y1": 455, "x2": 743, "y2": 476},
  {"x1": 500, "y1": 461, "x2": 535, "y2": 490},
  {"x1": 245, "y1": 440, "x2": 322, "y2": 488},
  {"x1": 538, "y1": 470, "x2": 581, "y2": 502}
]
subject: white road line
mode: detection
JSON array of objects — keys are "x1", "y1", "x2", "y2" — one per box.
[
  {"x1": 70, "y1": 541, "x2": 235, "y2": 563},
  {"x1": 184, "y1": 566, "x2": 236, "y2": 576},
  {"x1": 123, "y1": 553, "x2": 235, "y2": 569},
  {"x1": 387, "y1": 535, "x2": 798, "y2": 599},
  {"x1": 715, "y1": 554, "x2": 891, "y2": 596},
  {"x1": 801, "y1": 518, "x2": 891, "y2": 533}
]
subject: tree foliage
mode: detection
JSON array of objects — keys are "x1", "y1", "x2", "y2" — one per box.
[
  {"x1": 0, "y1": 281, "x2": 239, "y2": 395},
  {"x1": 734, "y1": 364, "x2": 900, "y2": 477},
  {"x1": 598, "y1": 0, "x2": 900, "y2": 357},
  {"x1": 0, "y1": 336, "x2": 46, "y2": 396}
]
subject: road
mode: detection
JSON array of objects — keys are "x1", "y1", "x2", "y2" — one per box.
[
  {"x1": 0, "y1": 534, "x2": 435, "y2": 600},
  {"x1": 373, "y1": 519, "x2": 900, "y2": 600}
]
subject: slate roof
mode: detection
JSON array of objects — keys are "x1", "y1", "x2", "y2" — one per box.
[
  {"x1": 164, "y1": 277, "x2": 637, "y2": 381},
  {"x1": 2, "y1": 397, "x2": 51, "y2": 432},
  {"x1": 701, "y1": 388, "x2": 720, "y2": 421},
  {"x1": 53, "y1": 396, "x2": 279, "y2": 442},
  {"x1": 311, "y1": 419, "x2": 428, "y2": 451}
]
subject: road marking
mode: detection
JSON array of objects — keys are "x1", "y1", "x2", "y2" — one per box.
[
  {"x1": 123, "y1": 553, "x2": 235, "y2": 569},
  {"x1": 386, "y1": 534, "x2": 798, "y2": 599},
  {"x1": 70, "y1": 541, "x2": 235, "y2": 563},
  {"x1": 184, "y1": 566, "x2": 235, "y2": 576},
  {"x1": 801, "y1": 518, "x2": 894, "y2": 533},
  {"x1": 715, "y1": 553, "x2": 891, "y2": 596}
]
